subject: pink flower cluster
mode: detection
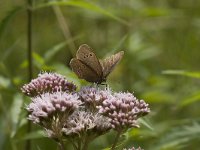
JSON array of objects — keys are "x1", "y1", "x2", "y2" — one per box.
[
  {"x1": 21, "y1": 72, "x2": 150, "y2": 149},
  {"x1": 62, "y1": 111, "x2": 111, "y2": 137},
  {"x1": 78, "y1": 86, "x2": 112, "y2": 112},
  {"x1": 21, "y1": 72, "x2": 76, "y2": 97},
  {"x1": 27, "y1": 92, "x2": 81, "y2": 124},
  {"x1": 98, "y1": 92, "x2": 150, "y2": 130}
]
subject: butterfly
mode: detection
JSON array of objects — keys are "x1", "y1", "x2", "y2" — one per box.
[{"x1": 70, "y1": 44, "x2": 124, "y2": 84}]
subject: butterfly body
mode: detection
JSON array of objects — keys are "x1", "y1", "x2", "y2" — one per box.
[{"x1": 70, "y1": 44, "x2": 124, "y2": 84}]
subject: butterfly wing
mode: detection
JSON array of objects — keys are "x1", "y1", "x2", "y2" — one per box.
[
  {"x1": 100, "y1": 51, "x2": 124, "y2": 79},
  {"x1": 70, "y1": 58, "x2": 101, "y2": 83},
  {"x1": 76, "y1": 44, "x2": 103, "y2": 78}
]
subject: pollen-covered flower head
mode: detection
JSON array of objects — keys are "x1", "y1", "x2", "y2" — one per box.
[
  {"x1": 98, "y1": 92, "x2": 150, "y2": 131},
  {"x1": 21, "y1": 72, "x2": 77, "y2": 97},
  {"x1": 78, "y1": 86, "x2": 112, "y2": 112},
  {"x1": 62, "y1": 111, "x2": 111, "y2": 138}
]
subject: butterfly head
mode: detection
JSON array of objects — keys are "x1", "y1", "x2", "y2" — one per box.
[{"x1": 95, "y1": 77, "x2": 106, "y2": 84}]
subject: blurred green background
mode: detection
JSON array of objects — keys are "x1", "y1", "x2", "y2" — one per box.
[{"x1": 1, "y1": 0, "x2": 200, "y2": 150}]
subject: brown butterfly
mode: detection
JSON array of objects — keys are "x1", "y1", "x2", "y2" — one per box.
[{"x1": 70, "y1": 44, "x2": 124, "y2": 84}]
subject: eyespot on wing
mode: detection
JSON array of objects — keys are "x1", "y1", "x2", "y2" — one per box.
[{"x1": 76, "y1": 44, "x2": 103, "y2": 77}]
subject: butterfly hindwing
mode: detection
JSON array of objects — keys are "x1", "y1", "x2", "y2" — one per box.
[
  {"x1": 70, "y1": 58, "x2": 101, "y2": 83},
  {"x1": 100, "y1": 51, "x2": 124, "y2": 78},
  {"x1": 76, "y1": 44, "x2": 103, "y2": 77}
]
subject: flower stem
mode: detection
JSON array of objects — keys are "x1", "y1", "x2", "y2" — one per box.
[
  {"x1": 77, "y1": 140, "x2": 82, "y2": 150},
  {"x1": 111, "y1": 130, "x2": 122, "y2": 150},
  {"x1": 27, "y1": 0, "x2": 33, "y2": 81},
  {"x1": 25, "y1": 0, "x2": 33, "y2": 150},
  {"x1": 68, "y1": 138, "x2": 78, "y2": 150},
  {"x1": 58, "y1": 140, "x2": 66, "y2": 150},
  {"x1": 82, "y1": 135, "x2": 89, "y2": 150}
]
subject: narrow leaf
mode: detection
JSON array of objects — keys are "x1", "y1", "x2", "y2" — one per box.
[
  {"x1": 15, "y1": 130, "x2": 45, "y2": 141},
  {"x1": 33, "y1": 52, "x2": 45, "y2": 68},
  {"x1": 0, "y1": 75, "x2": 10, "y2": 88},
  {"x1": 180, "y1": 91, "x2": 200, "y2": 107},
  {"x1": 10, "y1": 94, "x2": 23, "y2": 137},
  {"x1": 44, "y1": 41, "x2": 67, "y2": 62},
  {"x1": 162, "y1": 70, "x2": 200, "y2": 78},
  {"x1": 36, "y1": 0, "x2": 129, "y2": 26},
  {"x1": 138, "y1": 118, "x2": 154, "y2": 130},
  {"x1": 0, "y1": 7, "x2": 22, "y2": 40}
]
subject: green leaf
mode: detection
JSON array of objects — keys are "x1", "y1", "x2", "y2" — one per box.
[
  {"x1": 44, "y1": 41, "x2": 67, "y2": 63},
  {"x1": 52, "y1": 63, "x2": 82, "y2": 87},
  {"x1": 141, "y1": 90, "x2": 173, "y2": 103},
  {"x1": 154, "y1": 122, "x2": 200, "y2": 150},
  {"x1": 141, "y1": 7, "x2": 171, "y2": 17},
  {"x1": 137, "y1": 47, "x2": 160, "y2": 61},
  {"x1": 114, "y1": 34, "x2": 129, "y2": 50},
  {"x1": 36, "y1": 0, "x2": 129, "y2": 26},
  {"x1": 20, "y1": 60, "x2": 28, "y2": 69},
  {"x1": 52, "y1": 63, "x2": 72, "y2": 75},
  {"x1": 33, "y1": 52, "x2": 45, "y2": 68},
  {"x1": 0, "y1": 7, "x2": 22, "y2": 40},
  {"x1": 105, "y1": 34, "x2": 129, "y2": 57},
  {"x1": 0, "y1": 62, "x2": 12, "y2": 77},
  {"x1": 0, "y1": 75, "x2": 10, "y2": 89},
  {"x1": 102, "y1": 148, "x2": 110, "y2": 150},
  {"x1": 138, "y1": 118, "x2": 154, "y2": 131},
  {"x1": 10, "y1": 94, "x2": 23, "y2": 138},
  {"x1": 0, "y1": 39, "x2": 20, "y2": 61},
  {"x1": 180, "y1": 90, "x2": 200, "y2": 107},
  {"x1": 44, "y1": 34, "x2": 82, "y2": 63},
  {"x1": 162, "y1": 70, "x2": 200, "y2": 78},
  {"x1": 15, "y1": 130, "x2": 45, "y2": 141}
]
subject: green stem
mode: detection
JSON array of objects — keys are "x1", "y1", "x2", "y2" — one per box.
[
  {"x1": 68, "y1": 138, "x2": 78, "y2": 150},
  {"x1": 25, "y1": 0, "x2": 33, "y2": 150},
  {"x1": 27, "y1": 0, "x2": 33, "y2": 81},
  {"x1": 111, "y1": 130, "x2": 122, "y2": 150},
  {"x1": 77, "y1": 139, "x2": 82, "y2": 150},
  {"x1": 58, "y1": 140, "x2": 66, "y2": 150},
  {"x1": 82, "y1": 135, "x2": 89, "y2": 150}
]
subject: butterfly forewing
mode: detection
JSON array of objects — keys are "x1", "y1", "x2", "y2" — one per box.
[
  {"x1": 70, "y1": 58, "x2": 101, "y2": 83},
  {"x1": 100, "y1": 51, "x2": 124, "y2": 78},
  {"x1": 76, "y1": 44, "x2": 103, "y2": 77}
]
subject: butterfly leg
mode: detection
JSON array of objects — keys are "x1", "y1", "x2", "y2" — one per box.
[{"x1": 100, "y1": 83, "x2": 108, "y2": 90}]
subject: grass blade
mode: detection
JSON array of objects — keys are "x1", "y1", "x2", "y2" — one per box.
[
  {"x1": 162, "y1": 70, "x2": 200, "y2": 79},
  {"x1": 36, "y1": 0, "x2": 129, "y2": 26}
]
